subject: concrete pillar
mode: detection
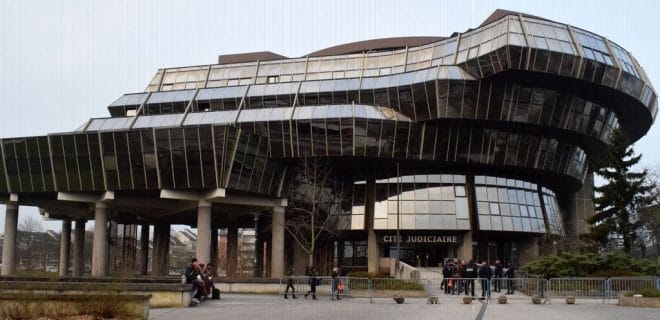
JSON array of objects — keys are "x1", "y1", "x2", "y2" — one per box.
[
  {"x1": 456, "y1": 232, "x2": 473, "y2": 261},
  {"x1": 271, "y1": 206, "x2": 285, "y2": 278},
  {"x1": 365, "y1": 175, "x2": 379, "y2": 274},
  {"x1": 518, "y1": 237, "x2": 539, "y2": 266},
  {"x1": 72, "y1": 219, "x2": 86, "y2": 276},
  {"x1": 226, "y1": 224, "x2": 238, "y2": 278},
  {"x1": 139, "y1": 224, "x2": 149, "y2": 276},
  {"x1": 91, "y1": 203, "x2": 108, "y2": 277},
  {"x1": 151, "y1": 223, "x2": 170, "y2": 276},
  {"x1": 59, "y1": 220, "x2": 71, "y2": 276},
  {"x1": 196, "y1": 201, "x2": 212, "y2": 264},
  {"x1": 211, "y1": 228, "x2": 218, "y2": 275},
  {"x1": 1, "y1": 203, "x2": 19, "y2": 276},
  {"x1": 253, "y1": 214, "x2": 261, "y2": 277}
]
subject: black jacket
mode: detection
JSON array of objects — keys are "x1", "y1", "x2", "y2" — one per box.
[
  {"x1": 494, "y1": 264, "x2": 503, "y2": 278},
  {"x1": 462, "y1": 262, "x2": 478, "y2": 278},
  {"x1": 478, "y1": 264, "x2": 493, "y2": 279}
]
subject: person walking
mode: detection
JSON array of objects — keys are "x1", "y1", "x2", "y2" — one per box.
[
  {"x1": 478, "y1": 260, "x2": 493, "y2": 300},
  {"x1": 493, "y1": 260, "x2": 503, "y2": 293},
  {"x1": 284, "y1": 267, "x2": 297, "y2": 299},
  {"x1": 305, "y1": 267, "x2": 319, "y2": 300},
  {"x1": 331, "y1": 267, "x2": 342, "y2": 300}
]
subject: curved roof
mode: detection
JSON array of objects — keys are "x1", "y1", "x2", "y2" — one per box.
[{"x1": 306, "y1": 36, "x2": 446, "y2": 57}]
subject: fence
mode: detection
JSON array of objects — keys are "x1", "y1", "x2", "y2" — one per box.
[{"x1": 278, "y1": 276, "x2": 658, "y2": 303}]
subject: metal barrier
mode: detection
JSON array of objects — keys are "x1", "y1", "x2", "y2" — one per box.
[
  {"x1": 607, "y1": 276, "x2": 656, "y2": 299},
  {"x1": 426, "y1": 277, "x2": 546, "y2": 304},
  {"x1": 547, "y1": 277, "x2": 608, "y2": 301},
  {"x1": 279, "y1": 276, "x2": 430, "y2": 302}
]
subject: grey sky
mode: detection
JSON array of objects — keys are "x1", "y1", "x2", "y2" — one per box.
[{"x1": 1, "y1": 0, "x2": 659, "y2": 232}]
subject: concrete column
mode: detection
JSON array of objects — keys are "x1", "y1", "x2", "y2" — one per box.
[
  {"x1": 456, "y1": 232, "x2": 473, "y2": 261},
  {"x1": 253, "y1": 214, "x2": 261, "y2": 278},
  {"x1": 518, "y1": 237, "x2": 539, "y2": 266},
  {"x1": 72, "y1": 219, "x2": 86, "y2": 276},
  {"x1": 271, "y1": 206, "x2": 285, "y2": 278},
  {"x1": 59, "y1": 220, "x2": 71, "y2": 276},
  {"x1": 365, "y1": 175, "x2": 379, "y2": 274},
  {"x1": 139, "y1": 224, "x2": 149, "y2": 276},
  {"x1": 226, "y1": 224, "x2": 238, "y2": 278},
  {"x1": 151, "y1": 223, "x2": 170, "y2": 276},
  {"x1": 196, "y1": 201, "x2": 212, "y2": 264},
  {"x1": 91, "y1": 203, "x2": 108, "y2": 277},
  {"x1": 1, "y1": 203, "x2": 19, "y2": 276}
]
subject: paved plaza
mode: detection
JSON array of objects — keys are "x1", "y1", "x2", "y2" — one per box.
[{"x1": 148, "y1": 294, "x2": 659, "y2": 320}]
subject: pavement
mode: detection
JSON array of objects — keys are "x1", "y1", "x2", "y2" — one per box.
[{"x1": 148, "y1": 294, "x2": 660, "y2": 320}]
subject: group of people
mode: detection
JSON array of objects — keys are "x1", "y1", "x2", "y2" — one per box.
[
  {"x1": 441, "y1": 259, "x2": 516, "y2": 299},
  {"x1": 184, "y1": 258, "x2": 218, "y2": 304},
  {"x1": 284, "y1": 266, "x2": 343, "y2": 300}
]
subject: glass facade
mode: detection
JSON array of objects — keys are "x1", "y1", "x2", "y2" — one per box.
[{"x1": 0, "y1": 11, "x2": 656, "y2": 245}]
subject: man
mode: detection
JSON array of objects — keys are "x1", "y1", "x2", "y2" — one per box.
[
  {"x1": 478, "y1": 260, "x2": 493, "y2": 299},
  {"x1": 505, "y1": 262, "x2": 516, "y2": 294},
  {"x1": 304, "y1": 267, "x2": 319, "y2": 300},
  {"x1": 493, "y1": 260, "x2": 503, "y2": 293},
  {"x1": 442, "y1": 261, "x2": 454, "y2": 294},
  {"x1": 462, "y1": 260, "x2": 478, "y2": 297},
  {"x1": 284, "y1": 267, "x2": 297, "y2": 299},
  {"x1": 183, "y1": 258, "x2": 205, "y2": 304}
]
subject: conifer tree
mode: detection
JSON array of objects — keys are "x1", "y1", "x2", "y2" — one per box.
[{"x1": 587, "y1": 129, "x2": 654, "y2": 254}]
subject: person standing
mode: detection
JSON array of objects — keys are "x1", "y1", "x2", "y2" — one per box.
[
  {"x1": 442, "y1": 261, "x2": 453, "y2": 294},
  {"x1": 331, "y1": 267, "x2": 342, "y2": 300},
  {"x1": 452, "y1": 260, "x2": 464, "y2": 295},
  {"x1": 478, "y1": 260, "x2": 493, "y2": 299},
  {"x1": 305, "y1": 267, "x2": 319, "y2": 300},
  {"x1": 462, "y1": 260, "x2": 477, "y2": 297},
  {"x1": 505, "y1": 262, "x2": 516, "y2": 294},
  {"x1": 493, "y1": 260, "x2": 503, "y2": 293},
  {"x1": 284, "y1": 267, "x2": 297, "y2": 299}
]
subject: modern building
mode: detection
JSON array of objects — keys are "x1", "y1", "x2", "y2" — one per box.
[{"x1": 1, "y1": 10, "x2": 657, "y2": 277}]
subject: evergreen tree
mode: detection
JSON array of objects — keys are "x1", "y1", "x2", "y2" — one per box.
[{"x1": 587, "y1": 129, "x2": 654, "y2": 254}]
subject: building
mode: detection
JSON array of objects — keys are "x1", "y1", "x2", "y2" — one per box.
[{"x1": 0, "y1": 10, "x2": 657, "y2": 277}]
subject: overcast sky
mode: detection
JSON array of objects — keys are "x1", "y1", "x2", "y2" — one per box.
[{"x1": 1, "y1": 0, "x2": 659, "y2": 232}]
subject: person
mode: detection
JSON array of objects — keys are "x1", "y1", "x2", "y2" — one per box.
[
  {"x1": 284, "y1": 267, "x2": 297, "y2": 299},
  {"x1": 183, "y1": 258, "x2": 206, "y2": 304},
  {"x1": 203, "y1": 263, "x2": 216, "y2": 298},
  {"x1": 493, "y1": 260, "x2": 503, "y2": 293},
  {"x1": 451, "y1": 260, "x2": 463, "y2": 295},
  {"x1": 331, "y1": 267, "x2": 342, "y2": 300},
  {"x1": 305, "y1": 267, "x2": 319, "y2": 300},
  {"x1": 462, "y1": 260, "x2": 477, "y2": 297},
  {"x1": 442, "y1": 261, "x2": 454, "y2": 294},
  {"x1": 478, "y1": 260, "x2": 492, "y2": 299},
  {"x1": 505, "y1": 262, "x2": 515, "y2": 294}
]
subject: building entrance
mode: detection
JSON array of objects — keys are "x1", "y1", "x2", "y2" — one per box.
[{"x1": 387, "y1": 244, "x2": 449, "y2": 268}]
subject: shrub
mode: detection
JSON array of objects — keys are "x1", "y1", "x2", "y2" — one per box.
[
  {"x1": 522, "y1": 252, "x2": 660, "y2": 278},
  {"x1": 345, "y1": 271, "x2": 389, "y2": 279}
]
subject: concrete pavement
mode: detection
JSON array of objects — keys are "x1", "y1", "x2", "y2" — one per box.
[{"x1": 148, "y1": 294, "x2": 660, "y2": 320}]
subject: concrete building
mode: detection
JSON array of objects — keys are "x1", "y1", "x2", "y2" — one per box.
[{"x1": 0, "y1": 10, "x2": 657, "y2": 277}]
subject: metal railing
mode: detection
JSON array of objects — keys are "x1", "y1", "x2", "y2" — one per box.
[{"x1": 277, "y1": 276, "x2": 659, "y2": 303}]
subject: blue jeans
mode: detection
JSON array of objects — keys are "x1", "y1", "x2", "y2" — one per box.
[{"x1": 481, "y1": 279, "x2": 491, "y2": 298}]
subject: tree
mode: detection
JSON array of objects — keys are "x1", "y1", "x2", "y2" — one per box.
[
  {"x1": 586, "y1": 129, "x2": 655, "y2": 255},
  {"x1": 282, "y1": 157, "x2": 343, "y2": 268},
  {"x1": 637, "y1": 168, "x2": 660, "y2": 261},
  {"x1": 18, "y1": 215, "x2": 43, "y2": 270}
]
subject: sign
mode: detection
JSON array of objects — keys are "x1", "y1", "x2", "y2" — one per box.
[{"x1": 382, "y1": 235, "x2": 458, "y2": 244}]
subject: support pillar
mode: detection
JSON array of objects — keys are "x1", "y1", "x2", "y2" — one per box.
[
  {"x1": 151, "y1": 223, "x2": 170, "y2": 276},
  {"x1": 271, "y1": 206, "x2": 285, "y2": 278},
  {"x1": 253, "y1": 214, "x2": 261, "y2": 277},
  {"x1": 456, "y1": 232, "x2": 473, "y2": 261},
  {"x1": 196, "y1": 201, "x2": 212, "y2": 264},
  {"x1": 91, "y1": 203, "x2": 108, "y2": 277},
  {"x1": 139, "y1": 224, "x2": 149, "y2": 276},
  {"x1": 365, "y1": 175, "x2": 379, "y2": 274},
  {"x1": 518, "y1": 237, "x2": 539, "y2": 266},
  {"x1": 226, "y1": 223, "x2": 238, "y2": 278},
  {"x1": 72, "y1": 219, "x2": 86, "y2": 276},
  {"x1": 1, "y1": 203, "x2": 18, "y2": 276},
  {"x1": 59, "y1": 220, "x2": 71, "y2": 276}
]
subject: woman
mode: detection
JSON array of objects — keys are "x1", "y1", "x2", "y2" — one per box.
[{"x1": 331, "y1": 267, "x2": 342, "y2": 300}]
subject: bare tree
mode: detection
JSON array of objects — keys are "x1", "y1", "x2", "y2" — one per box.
[
  {"x1": 18, "y1": 215, "x2": 43, "y2": 270},
  {"x1": 282, "y1": 157, "x2": 343, "y2": 268}
]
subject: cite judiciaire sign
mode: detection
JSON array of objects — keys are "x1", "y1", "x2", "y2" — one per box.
[{"x1": 382, "y1": 235, "x2": 458, "y2": 244}]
